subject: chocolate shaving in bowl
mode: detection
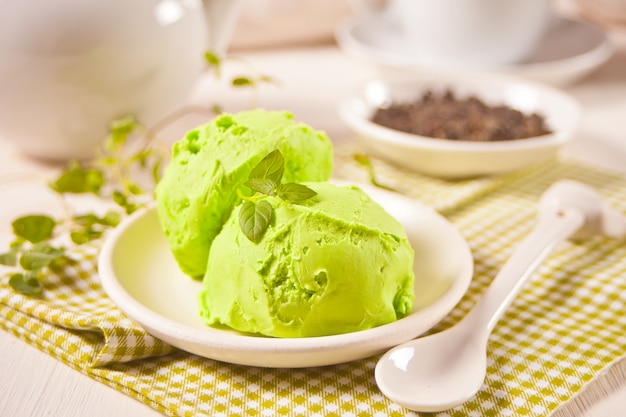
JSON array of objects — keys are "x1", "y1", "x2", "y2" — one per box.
[{"x1": 371, "y1": 89, "x2": 552, "y2": 141}]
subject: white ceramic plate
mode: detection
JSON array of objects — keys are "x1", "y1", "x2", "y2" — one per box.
[
  {"x1": 98, "y1": 182, "x2": 473, "y2": 368},
  {"x1": 335, "y1": 16, "x2": 614, "y2": 86},
  {"x1": 338, "y1": 74, "x2": 581, "y2": 178}
]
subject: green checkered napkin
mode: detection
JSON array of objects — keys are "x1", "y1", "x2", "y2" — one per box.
[{"x1": 2, "y1": 143, "x2": 626, "y2": 417}]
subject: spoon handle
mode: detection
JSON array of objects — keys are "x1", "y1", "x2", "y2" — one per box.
[{"x1": 464, "y1": 208, "x2": 586, "y2": 335}]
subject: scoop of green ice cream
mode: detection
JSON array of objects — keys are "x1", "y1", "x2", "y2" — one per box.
[
  {"x1": 156, "y1": 110, "x2": 333, "y2": 278},
  {"x1": 198, "y1": 182, "x2": 415, "y2": 338}
]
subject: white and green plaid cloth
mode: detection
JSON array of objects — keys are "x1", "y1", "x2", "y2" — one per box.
[{"x1": 1, "y1": 143, "x2": 626, "y2": 417}]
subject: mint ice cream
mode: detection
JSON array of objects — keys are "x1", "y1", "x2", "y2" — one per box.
[
  {"x1": 198, "y1": 182, "x2": 415, "y2": 338},
  {"x1": 156, "y1": 110, "x2": 333, "y2": 278}
]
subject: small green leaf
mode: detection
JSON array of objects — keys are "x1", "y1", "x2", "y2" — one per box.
[
  {"x1": 9, "y1": 273, "x2": 42, "y2": 296},
  {"x1": 112, "y1": 190, "x2": 127, "y2": 206},
  {"x1": 249, "y1": 150, "x2": 284, "y2": 184},
  {"x1": 232, "y1": 77, "x2": 254, "y2": 87},
  {"x1": 211, "y1": 104, "x2": 224, "y2": 114},
  {"x1": 70, "y1": 229, "x2": 103, "y2": 244},
  {"x1": 50, "y1": 162, "x2": 105, "y2": 194},
  {"x1": 204, "y1": 51, "x2": 221, "y2": 77},
  {"x1": 112, "y1": 191, "x2": 137, "y2": 214},
  {"x1": 244, "y1": 178, "x2": 277, "y2": 196},
  {"x1": 130, "y1": 149, "x2": 153, "y2": 167},
  {"x1": 276, "y1": 183, "x2": 318, "y2": 202},
  {"x1": 239, "y1": 200, "x2": 273, "y2": 242},
  {"x1": 73, "y1": 211, "x2": 119, "y2": 230},
  {"x1": 151, "y1": 158, "x2": 163, "y2": 184},
  {"x1": 100, "y1": 211, "x2": 121, "y2": 227},
  {"x1": 74, "y1": 213, "x2": 99, "y2": 227},
  {"x1": 0, "y1": 249, "x2": 17, "y2": 266},
  {"x1": 19, "y1": 244, "x2": 64, "y2": 270},
  {"x1": 106, "y1": 115, "x2": 137, "y2": 151},
  {"x1": 126, "y1": 181, "x2": 143, "y2": 196},
  {"x1": 98, "y1": 156, "x2": 118, "y2": 166},
  {"x1": 12, "y1": 215, "x2": 56, "y2": 243}
]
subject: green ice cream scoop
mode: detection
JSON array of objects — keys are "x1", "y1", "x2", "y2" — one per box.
[
  {"x1": 198, "y1": 182, "x2": 415, "y2": 338},
  {"x1": 156, "y1": 110, "x2": 333, "y2": 278}
]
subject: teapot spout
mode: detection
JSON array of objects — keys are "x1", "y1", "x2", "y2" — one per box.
[{"x1": 202, "y1": 0, "x2": 243, "y2": 54}]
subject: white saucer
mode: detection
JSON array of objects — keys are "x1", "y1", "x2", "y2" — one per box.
[
  {"x1": 98, "y1": 182, "x2": 473, "y2": 368},
  {"x1": 335, "y1": 16, "x2": 614, "y2": 86}
]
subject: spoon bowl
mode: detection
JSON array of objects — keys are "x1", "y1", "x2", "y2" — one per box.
[
  {"x1": 378, "y1": 325, "x2": 488, "y2": 412},
  {"x1": 375, "y1": 180, "x2": 626, "y2": 412}
]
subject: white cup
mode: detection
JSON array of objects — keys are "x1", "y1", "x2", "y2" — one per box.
[
  {"x1": 358, "y1": 0, "x2": 552, "y2": 68},
  {"x1": 0, "y1": 0, "x2": 241, "y2": 161}
]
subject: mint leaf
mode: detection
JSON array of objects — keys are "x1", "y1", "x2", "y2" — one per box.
[
  {"x1": 12, "y1": 215, "x2": 56, "y2": 243},
  {"x1": 100, "y1": 211, "x2": 121, "y2": 227},
  {"x1": 276, "y1": 183, "x2": 317, "y2": 202},
  {"x1": 151, "y1": 158, "x2": 163, "y2": 184},
  {"x1": 130, "y1": 148, "x2": 153, "y2": 168},
  {"x1": 49, "y1": 162, "x2": 105, "y2": 194},
  {"x1": 20, "y1": 244, "x2": 64, "y2": 270},
  {"x1": 244, "y1": 178, "x2": 277, "y2": 196},
  {"x1": 204, "y1": 51, "x2": 221, "y2": 77},
  {"x1": 249, "y1": 150, "x2": 284, "y2": 184},
  {"x1": 239, "y1": 200, "x2": 273, "y2": 242},
  {"x1": 9, "y1": 272, "x2": 42, "y2": 296},
  {"x1": 70, "y1": 229, "x2": 103, "y2": 244},
  {"x1": 126, "y1": 181, "x2": 143, "y2": 195},
  {"x1": 232, "y1": 77, "x2": 254, "y2": 87},
  {"x1": 106, "y1": 115, "x2": 137, "y2": 152},
  {"x1": 113, "y1": 190, "x2": 137, "y2": 214},
  {"x1": 0, "y1": 249, "x2": 17, "y2": 266}
]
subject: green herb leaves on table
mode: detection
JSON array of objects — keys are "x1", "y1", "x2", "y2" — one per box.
[
  {"x1": 0, "y1": 116, "x2": 163, "y2": 296},
  {"x1": 239, "y1": 150, "x2": 317, "y2": 243}
]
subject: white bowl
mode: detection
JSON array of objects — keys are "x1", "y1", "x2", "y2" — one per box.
[
  {"x1": 98, "y1": 182, "x2": 473, "y2": 368},
  {"x1": 338, "y1": 74, "x2": 581, "y2": 178}
]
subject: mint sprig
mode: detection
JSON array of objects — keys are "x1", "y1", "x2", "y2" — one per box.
[
  {"x1": 203, "y1": 52, "x2": 276, "y2": 110},
  {"x1": 8, "y1": 273, "x2": 42, "y2": 296},
  {"x1": 238, "y1": 150, "x2": 317, "y2": 242},
  {"x1": 239, "y1": 200, "x2": 274, "y2": 243},
  {"x1": 1, "y1": 116, "x2": 161, "y2": 296}
]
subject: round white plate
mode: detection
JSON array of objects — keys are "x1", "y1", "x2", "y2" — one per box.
[
  {"x1": 98, "y1": 182, "x2": 473, "y2": 368},
  {"x1": 335, "y1": 16, "x2": 614, "y2": 86}
]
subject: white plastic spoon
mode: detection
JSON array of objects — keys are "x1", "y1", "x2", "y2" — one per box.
[{"x1": 375, "y1": 180, "x2": 626, "y2": 412}]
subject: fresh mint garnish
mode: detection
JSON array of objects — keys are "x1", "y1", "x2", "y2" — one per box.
[
  {"x1": 203, "y1": 50, "x2": 276, "y2": 110},
  {"x1": 0, "y1": 249, "x2": 18, "y2": 267},
  {"x1": 19, "y1": 243, "x2": 65, "y2": 271},
  {"x1": 247, "y1": 149, "x2": 284, "y2": 185},
  {"x1": 239, "y1": 200, "x2": 273, "y2": 243},
  {"x1": 3, "y1": 115, "x2": 164, "y2": 296},
  {"x1": 49, "y1": 162, "x2": 105, "y2": 194},
  {"x1": 8, "y1": 272, "x2": 42, "y2": 296},
  {"x1": 12, "y1": 215, "x2": 56, "y2": 244},
  {"x1": 244, "y1": 178, "x2": 277, "y2": 196},
  {"x1": 204, "y1": 51, "x2": 222, "y2": 77},
  {"x1": 275, "y1": 183, "x2": 318, "y2": 201},
  {"x1": 238, "y1": 150, "x2": 317, "y2": 242}
]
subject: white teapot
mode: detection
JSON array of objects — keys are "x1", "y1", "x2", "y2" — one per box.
[{"x1": 0, "y1": 0, "x2": 242, "y2": 160}]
